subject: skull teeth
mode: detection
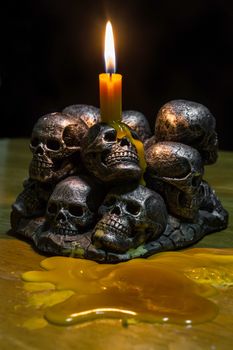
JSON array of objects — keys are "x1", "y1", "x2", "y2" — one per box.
[
  {"x1": 54, "y1": 227, "x2": 78, "y2": 236},
  {"x1": 31, "y1": 160, "x2": 54, "y2": 169},
  {"x1": 105, "y1": 151, "x2": 139, "y2": 166},
  {"x1": 96, "y1": 219, "x2": 129, "y2": 235}
]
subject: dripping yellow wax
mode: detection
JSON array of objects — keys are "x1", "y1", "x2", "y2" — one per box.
[{"x1": 111, "y1": 121, "x2": 147, "y2": 185}]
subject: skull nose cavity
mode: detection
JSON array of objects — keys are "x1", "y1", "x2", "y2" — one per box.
[
  {"x1": 35, "y1": 144, "x2": 45, "y2": 155},
  {"x1": 110, "y1": 206, "x2": 121, "y2": 216},
  {"x1": 56, "y1": 210, "x2": 67, "y2": 222},
  {"x1": 120, "y1": 137, "x2": 130, "y2": 147}
]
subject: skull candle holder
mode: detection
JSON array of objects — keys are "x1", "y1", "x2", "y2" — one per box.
[{"x1": 11, "y1": 100, "x2": 228, "y2": 263}]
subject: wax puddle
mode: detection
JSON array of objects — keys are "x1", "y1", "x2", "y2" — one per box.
[{"x1": 21, "y1": 248, "x2": 233, "y2": 327}]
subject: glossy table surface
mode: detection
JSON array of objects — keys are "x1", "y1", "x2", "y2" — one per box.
[{"x1": 0, "y1": 138, "x2": 233, "y2": 350}]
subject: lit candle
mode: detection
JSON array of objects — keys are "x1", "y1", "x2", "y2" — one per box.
[{"x1": 99, "y1": 21, "x2": 122, "y2": 123}]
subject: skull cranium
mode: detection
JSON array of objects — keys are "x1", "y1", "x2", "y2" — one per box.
[
  {"x1": 145, "y1": 141, "x2": 204, "y2": 221},
  {"x1": 122, "y1": 110, "x2": 152, "y2": 142},
  {"x1": 92, "y1": 184, "x2": 168, "y2": 253},
  {"x1": 81, "y1": 123, "x2": 142, "y2": 184},
  {"x1": 29, "y1": 112, "x2": 88, "y2": 183},
  {"x1": 62, "y1": 104, "x2": 101, "y2": 129},
  {"x1": 155, "y1": 100, "x2": 218, "y2": 165},
  {"x1": 45, "y1": 176, "x2": 103, "y2": 236}
]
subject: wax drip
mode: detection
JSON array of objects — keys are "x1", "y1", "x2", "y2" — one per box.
[{"x1": 110, "y1": 121, "x2": 147, "y2": 185}]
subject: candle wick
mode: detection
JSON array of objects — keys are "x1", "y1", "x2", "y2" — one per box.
[{"x1": 110, "y1": 72, "x2": 112, "y2": 80}]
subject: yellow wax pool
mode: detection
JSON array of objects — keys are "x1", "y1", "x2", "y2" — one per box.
[{"x1": 22, "y1": 248, "x2": 233, "y2": 327}]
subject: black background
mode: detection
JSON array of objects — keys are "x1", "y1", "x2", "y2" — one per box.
[{"x1": 1, "y1": 0, "x2": 233, "y2": 150}]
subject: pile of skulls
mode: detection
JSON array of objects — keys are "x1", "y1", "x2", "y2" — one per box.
[{"x1": 11, "y1": 100, "x2": 228, "y2": 263}]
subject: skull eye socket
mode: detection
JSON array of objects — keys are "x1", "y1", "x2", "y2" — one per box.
[
  {"x1": 31, "y1": 137, "x2": 39, "y2": 147},
  {"x1": 47, "y1": 202, "x2": 57, "y2": 215},
  {"x1": 126, "y1": 202, "x2": 140, "y2": 215},
  {"x1": 69, "y1": 204, "x2": 84, "y2": 217},
  {"x1": 104, "y1": 196, "x2": 116, "y2": 207},
  {"x1": 104, "y1": 130, "x2": 117, "y2": 142},
  {"x1": 46, "y1": 139, "x2": 61, "y2": 151}
]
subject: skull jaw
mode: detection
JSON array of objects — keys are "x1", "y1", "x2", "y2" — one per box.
[
  {"x1": 92, "y1": 214, "x2": 134, "y2": 253},
  {"x1": 165, "y1": 188, "x2": 201, "y2": 221},
  {"x1": 48, "y1": 213, "x2": 95, "y2": 236},
  {"x1": 93, "y1": 228, "x2": 136, "y2": 254},
  {"x1": 34, "y1": 230, "x2": 83, "y2": 255},
  {"x1": 29, "y1": 163, "x2": 55, "y2": 182},
  {"x1": 92, "y1": 160, "x2": 142, "y2": 183},
  {"x1": 49, "y1": 224, "x2": 80, "y2": 236},
  {"x1": 92, "y1": 215, "x2": 148, "y2": 254},
  {"x1": 29, "y1": 158, "x2": 77, "y2": 183},
  {"x1": 33, "y1": 218, "x2": 92, "y2": 255},
  {"x1": 145, "y1": 174, "x2": 202, "y2": 221},
  {"x1": 85, "y1": 147, "x2": 142, "y2": 183}
]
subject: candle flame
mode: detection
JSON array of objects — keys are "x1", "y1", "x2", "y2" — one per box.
[{"x1": 104, "y1": 21, "x2": 116, "y2": 73}]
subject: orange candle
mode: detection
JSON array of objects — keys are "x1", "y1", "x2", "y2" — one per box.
[{"x1": 99, "y1": 21, "x2": 122, "y2": 123}]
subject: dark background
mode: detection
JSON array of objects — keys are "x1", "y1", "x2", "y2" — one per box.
[{"x1": 1, "y1": 0, "x2": 233, "y2": 150}]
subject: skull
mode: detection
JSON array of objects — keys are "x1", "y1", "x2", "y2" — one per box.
[
  {"x1": 145, "y1": 141, "x2": 204, "y2": 221},
  {"x1": 92, "y1": 184, "x2": 168, "y2": 254},
  {"x1": 122, "y1": 110, "x2": 152, "y2": 142},
  {"x1": 62, "y1": 104, "x2": 101, "y2": 128},
  {"x1": 29, "y1": 112, "x2": 88, "y2": 183},
  {"x1": 81, "y1": 123, "x2": 142, "y2": 184},
  {"x1": 155, "y1": 100, "x2": 218, "y2": 165},
  {"x1": 44, "y1": 176, "x2": 103, "y2": 237},
  {"x1": 11, "y1": 178, "x2": 53, "y2": 233}
]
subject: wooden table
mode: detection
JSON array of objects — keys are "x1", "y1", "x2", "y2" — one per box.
[{"x1": 0, "y1": 139, "x2": 233, "y2": 350}]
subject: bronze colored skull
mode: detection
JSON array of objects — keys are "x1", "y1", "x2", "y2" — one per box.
[
  {"x1": 122, "y1": 110, "x2": 152, "y2": 141},
  {"x1": 145, "y1": 141, "x2": 204, "y2": 221},
  {"x1": 155, "y1": 100, "x2": 218, "y2": 165},
  {"x1": 33, "y1": 175, "x2": 104, "y2": 254},
  {"x1": 62, "y1": 104, "x2": 101, "y2": 128},
  {"x1": 45, "y1": 176, "x2": 102, "y2": 236},
  {"x1": 92, "y1": 184, "x2": 168, "y2": 253},
  {"x1": 81, "y1": 123, "x2": 142, "y2": 184},
  {"x1": 29, "y1": 112, "x2": 88, "y2": 183}
]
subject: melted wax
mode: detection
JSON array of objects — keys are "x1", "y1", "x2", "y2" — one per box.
[
  {"x1": 22, "y1": 248, "x2": 233, "y2": 327},
  {"x1": 111, "y1": 121, "x2": 147, "y2": 185}
]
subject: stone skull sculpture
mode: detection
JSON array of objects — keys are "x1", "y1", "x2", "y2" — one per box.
[
  {"x1": 45, "y1": 175, "x2": 103, "y2": 236},
  {"x1": 155, "y1": 100, "x2": 218, "y2": 165},
  {"x1": 62, "y1": 104, "x2": 101, "y2": 129},
  {"x1": 145, "y1": 141, "x2": 204, "y2": 221},
  {"x1": 29, "y1": 112, "x2": 88, "y2": 183},
  {"x1": 122, "y1": 110, "x2": 152, "y2": 142},
  {"x1": 34, "y1": 175, "x2": 105, "y2": 254},
  {"x1": 92, "y1": 184, "x2": 168, "y2": 254},
  {"x1": 81, "y1": 123, "x2": 142, "y2": 184},
  {"x1": 10, "y1": 178, "x2": 52, "y2": 233}
]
